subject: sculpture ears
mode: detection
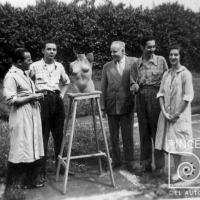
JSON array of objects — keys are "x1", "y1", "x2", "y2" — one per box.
[{"x1": 86, "y1": 52, "x2": 94, "y2": 64}]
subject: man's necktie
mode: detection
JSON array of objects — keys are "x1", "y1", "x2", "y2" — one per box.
[{"x1": 116, "y1": 61, "x2": 123, "y2": 75}]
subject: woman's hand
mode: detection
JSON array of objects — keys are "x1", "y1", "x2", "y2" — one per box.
[
  {"x1": 31, "y1": 93, "x2": 44, "y2": 101},
  {"x1": 163, "y1": 111, "x2": 171, "y2": 120},
  {"x1": 14, "y1": 93, "x2": 44, "y2": 106},
  {"x1": 169, "y1": 112, "x2": 180, "y2": 122}
]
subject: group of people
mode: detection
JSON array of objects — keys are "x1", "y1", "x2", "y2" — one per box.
[
  {"x1": 101, "y1": 36, "x2": 194, "y2": 182},
  {"x1": 3, "y1": 41, "x2": 70, "y2": 189},
  {"x1": 3, "y1": 35, "x2": 194, "y2": 190}
]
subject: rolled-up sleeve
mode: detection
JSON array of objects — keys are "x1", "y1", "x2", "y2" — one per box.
[
  {"x1": 3, "y1": 75, "x2": 18, "y2": 105},
  {"x1": 60, "y1": 64, "x2": 70, "y2": 85},
  {"x1": 157, "y1": 72, "x2": 167, "y2": 98},
  {"x1": 182, "y1": 71, "x2": 194, "y2": 102}
]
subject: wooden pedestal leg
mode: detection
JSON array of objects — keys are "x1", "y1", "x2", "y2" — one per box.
[
  {"x1": 96, "y1": 98, "x2": 115, "y2": 187},
  {"x1": 63, "y1": 100, "x2": 78, "y2": 194},
  {"x1": 91, "y1": 98, "x2": 102, "y2": 175},
  {"x1": 56, "y1": 98, "x2": 72, "y2": 181}
]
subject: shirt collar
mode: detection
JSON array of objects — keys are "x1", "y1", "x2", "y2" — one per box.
[
  {"x1": 149, "y1": 54, "x2": 158, "y2": 66},
  {"x1": 9, "y1": 65, "x2": 25, "y2": 75},
  {"x1": 119, "y1": 56, "x2": 125, "y2": 64},
  {"x1": 138, "y1": 54, "x2": 158, "y2": 67},
  {"x1": 41, "y1": 58, "x2": 57, "y2": 69},
  {"x1": 137, "y1": 57, "x2": 142, "y2": 68},
  {"x1": 114, "y1": 56, "x2": 125, "y2": 65},
  {"x1": 169, "y1": 65, "x2": 186, "y2": 73}
]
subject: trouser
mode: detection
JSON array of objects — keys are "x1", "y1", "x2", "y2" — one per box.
[
  {"x1": 137, "y1": 86, "x2": 164, "y2": 169},
  {"x1": 6, "y1": 159, "x2": 42, "y2": 188},
  {"x1": 107, "y1": 113, "x2": 134, "y2": 165},
  {"x1": 39, "y1": 91, "x2": 65, "y2": 176}
]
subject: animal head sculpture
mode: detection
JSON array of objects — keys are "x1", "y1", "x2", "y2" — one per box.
[{"x1": 70, "y1": 52, "x2": 95, "y2": 93}]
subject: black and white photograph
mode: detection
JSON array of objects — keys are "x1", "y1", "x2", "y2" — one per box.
[{"x1": 0, "y1": 0, "x2": 200, "y2": 199}]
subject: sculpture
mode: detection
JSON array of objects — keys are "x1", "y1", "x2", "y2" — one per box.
[{"x1": 70, "y1": 53, "x2": 95, "y2": 93}]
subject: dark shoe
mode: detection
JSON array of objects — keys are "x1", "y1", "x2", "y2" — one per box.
[
  {"x1": 145, "y1": 165, "x2": 152, "y2": 172},
  {"x1": 40, "y1": 172, "x2": 46, "y2": 183},
  {"x1": 140, "y1": 161, "x2": 152, "y2": 172},
  {"x1": 20, "y1": 184, "x2": 29, "y2": 189},
  {"x1": 133, "y1": 164, "x2": 152, "y2": 176},
  {"x1": 139, "y1": 165, "x2": 152, "y2": 173},
  {"x1": 40, "y1": 176, "x2": 46, "y2": 184},
  {"x1": 11, "y1": 179, "x2": 25, "y2": 189},
  {"x1": 33, "y1": 182, "x2": 44, "y2": 188},
  {"x1": 30, "y1": 174, "x2": 45, "y2": 188},
  {"x1": 11, "y1": 183, "x2": 32, "y2": 190},
  {"x1": 133, "y1": 168, "x2": 145, "y2": 176},
  {"x1": 134, "y1": 170, "x2": 143, "y2": 176},
  {"x1": 32, "y1": 180, "x2": 44, "y2": 188},
  {"x1": 125, "y1": 166, "x2": 143, "y2": 176},
  {"x1": 125, "y1": 164, "x2": 135, "y2": 173},
  {"x1": 20, "y1": 183, "x2": 35, "y2": 189},
  {"x1": 112, "y1": 163, "x2": 122, "y2": 170},
  {"x1": 155, "y1": 168, "x2": 165, "y2": 176},
  {"x1": 150, "y1": 168, "x2": 165, "y2": 179},
  {"x1": 13, "y1": 184, "x2": 23, "y2": 189}
]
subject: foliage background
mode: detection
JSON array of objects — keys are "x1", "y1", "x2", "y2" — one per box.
[
  {"x1": 0, "y1": 0, "x2": 200, "y2": 78},
  {"x1": 0, "y1": 3, "x2": 200, "y2": 198}
]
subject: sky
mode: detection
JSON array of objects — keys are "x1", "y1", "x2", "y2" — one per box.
[{"x1": 0, "y1": 0, "x2": 200, "y2": 12}]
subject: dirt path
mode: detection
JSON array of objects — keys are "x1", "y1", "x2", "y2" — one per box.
[{"x1": 1, "y1": 114, "x2": 200, "y2": 200}]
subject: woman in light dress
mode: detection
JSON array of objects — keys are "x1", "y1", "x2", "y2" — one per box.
[
  {"x1": 3, "y1": 48, "x2": 44, "y2": 189},
  {"x1": 155, "y1": 45, "x2": 194, "y2": 182}
]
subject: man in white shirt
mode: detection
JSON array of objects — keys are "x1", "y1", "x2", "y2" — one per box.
[{"x1": 30, "y1": 41, "x2": 70, "y2": 182}]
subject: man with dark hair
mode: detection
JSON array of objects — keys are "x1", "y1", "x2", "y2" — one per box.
[
  {"x1": 11, "y1": 48, "x2": 28, "y2": 63},
  {"x1": 30, "y1": 42, "x2": 70, "y2": 182},
  {"x1": 101, "y1": 41, "x2": 138, "y2": 173},
  {"x1": 130, "y1": 36, "x2": 168, "y2": 174},
  {"x1": 3, "y1": 48, "x2": 44, "y2": 189}
]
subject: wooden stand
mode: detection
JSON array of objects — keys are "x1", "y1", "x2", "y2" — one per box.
[{"x1": 56, "y1": 91, "x2": 115, "y2": 194}]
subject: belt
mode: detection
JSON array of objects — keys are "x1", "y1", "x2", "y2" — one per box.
[
  {"x1": 139, "y1": 85, "x2": 159, "y2": 90},
  {"x1": 36, "y1": 90, "x2": 60, "y2": 95}
]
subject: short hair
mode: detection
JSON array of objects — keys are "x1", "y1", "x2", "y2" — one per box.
[
  {"x1": 168, "y1": 44, "x2": 182, "y2": 53},
  {"x1": 140, "y1": 35, "x2": 155, "y2": 47},
  {"x1": 12, "y1": 48, "x2": 29, "y2": 63},
  {"x1": 111, "y1": 41, "x2": 125, "y2": 49},
  {"x1": 42, "y1": 40, "x2": 57, "y2": 49},
  {"x1": 168, "y1": 44, "x2": 184, "y2": 58}
]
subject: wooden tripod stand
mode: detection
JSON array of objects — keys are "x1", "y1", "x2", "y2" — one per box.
[{"x1": 56, "y1": 91, "x2": 115, "y2": 194}]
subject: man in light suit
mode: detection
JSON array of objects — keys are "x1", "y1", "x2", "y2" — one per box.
[{"x1": 101, "y1": 41, "x2": 138, "y2": 172}]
